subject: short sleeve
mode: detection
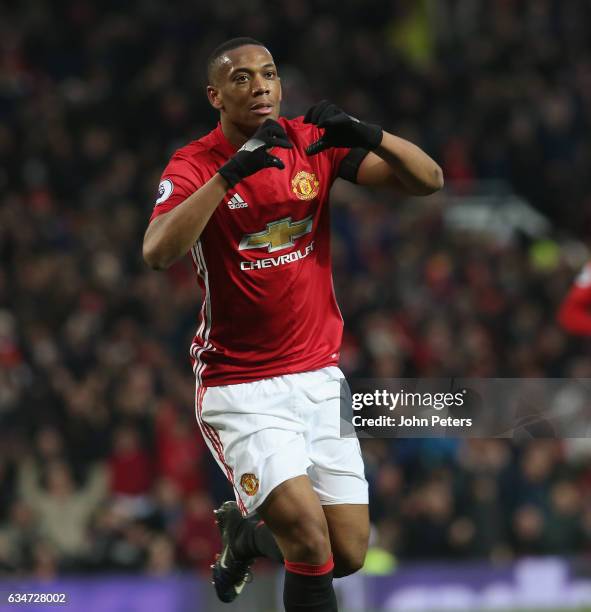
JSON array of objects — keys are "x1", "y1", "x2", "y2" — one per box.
[
  {"x1": 149, "y1": 153, "x2": 207, "y2": 222},
  {"x1": 324, "y1": 141, "x2": 368, "y2": 185},
  {"x1": 336, "y1": 148, "x2": 369, "y2": 184}
]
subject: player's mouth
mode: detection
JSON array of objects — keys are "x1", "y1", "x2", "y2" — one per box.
[{"x1": 250, "y1": 102, "x2": 274, "y2": 116}]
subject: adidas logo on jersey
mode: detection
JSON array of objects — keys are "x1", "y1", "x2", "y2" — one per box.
[{"x1": 227, "y1": 194, "x2": 248, "y2": 209}]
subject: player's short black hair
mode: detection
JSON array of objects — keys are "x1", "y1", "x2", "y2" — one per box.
[{"x1": 207, "y1": 37, "x2": 267, "y2": 85}]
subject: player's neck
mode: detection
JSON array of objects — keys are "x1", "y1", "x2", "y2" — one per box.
[{"x1": 219, "y1": 117, "x2": 255, "y2": 150}]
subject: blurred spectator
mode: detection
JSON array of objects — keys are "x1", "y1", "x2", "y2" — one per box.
[
  {"x1": 403, "y1": 476, "x2": 455, "y2": 559},
  {"x1": 511, "y1": 505, "x2": 546, "y2": 556},
  {"x1": 545, "y1": 480, "x2": 584, "y2": 554},
  {"x1": 146, "y1": 534, "x2": 176, "y2": 576},
  {"x1": 0, "y1": 501, "x2": 39, "y2": 573},
  {"x1": 87, "y1": 501, "x2": 149, "y2": 572},
  {"x1": 18, "y1": 458, "x2": 107, "y2": 569},
  {"x1": 558, "y1": 262, "x2": 591, "y2": 336},
  {"x1": 155, "y1": 403, "x2": 208, "y2": 496},
  {"x1": 176, "y1": 492, "x2": 220, "y2": 571},
  {"x1": 150, "y1": 477, "x2": 185, "y2": 533},
  {"x1": 109, "y1": 424, "x2": 154, "y2": 498}
]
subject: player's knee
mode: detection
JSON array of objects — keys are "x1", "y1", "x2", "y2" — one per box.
[
  {"x1": 283, "y1": 519, "x2": 331, "y2": 564},
  {"x1": 333, "y1": 547, "x2": 366, "y2": 577},
  {"x1": 333, "y1": 530, "x2": 369, "y2": 577}
]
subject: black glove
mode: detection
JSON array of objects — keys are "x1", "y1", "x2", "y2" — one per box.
[
  {"x1": 304, "y1": 100, "x2": 382, "y2": 156},
  {"x1": 218, "y1": 119, "x2": 293, "y2": 187}
]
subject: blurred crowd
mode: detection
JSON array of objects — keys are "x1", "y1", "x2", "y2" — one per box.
[{"x1": 2, "y1": 0, "x2": 591, "y2": 577}]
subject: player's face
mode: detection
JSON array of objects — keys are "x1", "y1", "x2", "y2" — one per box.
[{"x1": 208, "y1": 45, "x2": 282, "y2": 133}]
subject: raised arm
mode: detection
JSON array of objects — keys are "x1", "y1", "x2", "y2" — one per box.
[
  {"x1": 304, "y1": 100, "x2": 443, "y2": 196},
  {"x1": 77, "y1": 462, "x2": 109, "y2": 510},
  {"x1": 356, "y1": 132, "x2": 444, "y2": 195},
  {"x1": 143, "y1": 119, "x2": 292, "y2": 270}
]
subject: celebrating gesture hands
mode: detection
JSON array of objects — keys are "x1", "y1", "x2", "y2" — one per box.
[
  {"x1": 218, "y1": 119, "x2": 293, "y2": 187},
  {"x1": 304, "y1": 100, "x2": 383, "y2": 155}
]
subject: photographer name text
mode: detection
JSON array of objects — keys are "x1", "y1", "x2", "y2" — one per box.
[
  {"x1": 351, "y1": 390, "x2": 472, "y2": 428},
  {"x1": 351, "y1": 414, "x2": 472, "y2": 428}
]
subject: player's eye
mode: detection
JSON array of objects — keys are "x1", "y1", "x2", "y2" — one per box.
[
  {"x1": 234, "y1": 74, "x2": 249, "y2": 83},
  {"x1": 265, "y1": 71, "x2": 276, "y2": 78}
]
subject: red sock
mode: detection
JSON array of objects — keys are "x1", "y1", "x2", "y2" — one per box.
[
  {"x1": 284, "y1": 554, "x2": 334, "y2": 576},
  {"x1": 283, "y1": 554, "x2": 337, "y2": 611}
]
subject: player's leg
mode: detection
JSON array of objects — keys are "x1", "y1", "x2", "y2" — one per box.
[
  {"x1": 302, "y1": 367, "x2": 370, "y2": 577},
  {"x1": 213, "y1": 475, "x2": 337, "y2": 610},
  {"x1": 195, "y1": 382, "x2": 288, "y2": 602},
  {"x1": 230, "y1": 512, "x2": 284, "y2": 563},
  {"x1": 257, "y1": 475, "x2": 330, "y2": 563},
  {"x1": 322, "y1": 504, "x2": 369, "y2": 577},
  {"x1": 257, "y1": 474, "x2": 338, "y2": 612}
]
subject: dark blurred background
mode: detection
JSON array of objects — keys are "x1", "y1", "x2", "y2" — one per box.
[{"x1": 1, "y1": 0, "x2": 591, "y2": 600}]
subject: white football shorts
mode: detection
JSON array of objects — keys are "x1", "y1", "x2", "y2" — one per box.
[{"x1": 194, "y1": 366, "x2": 368, "y2": 517}]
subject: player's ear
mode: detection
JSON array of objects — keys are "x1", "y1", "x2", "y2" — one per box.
[{"x1": 207, "y1": 85, "x2": 224, "y2": 111}]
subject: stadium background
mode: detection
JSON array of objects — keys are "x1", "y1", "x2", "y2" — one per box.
[{"x1": 1, "y1": 0, "x2": 591, "y2": 610}]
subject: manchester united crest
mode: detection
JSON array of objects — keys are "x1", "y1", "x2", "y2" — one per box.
[
  {"x1": 291, "y1": 171, "x2": 320, "y2": 200},
  {"x1": 240, "y1": 473, "x2": 260, "y2": 496}
]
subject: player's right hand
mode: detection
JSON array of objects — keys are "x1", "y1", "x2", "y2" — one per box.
[{"x1": 218, "y1": 119, "x2": 293, "y2": 187}]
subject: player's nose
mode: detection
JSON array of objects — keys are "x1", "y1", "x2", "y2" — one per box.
[{"x1": 252, "y1": 75, "x2": 270, "y2": 96}]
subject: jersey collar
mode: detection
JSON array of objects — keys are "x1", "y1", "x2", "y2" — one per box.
[{"x1": 212, "y1": 122, "x2": 238, "y2": 158}]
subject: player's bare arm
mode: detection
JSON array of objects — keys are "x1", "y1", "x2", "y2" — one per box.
[
  {"x1": 304, "y1": 100, "x2": 443, "y2": 195},
  {"x1": 357, "y1": 131, "x2": 444, "y2": 194},
  {"x1": 143, "y1": 173, "x2": 229, "y2": 270}
]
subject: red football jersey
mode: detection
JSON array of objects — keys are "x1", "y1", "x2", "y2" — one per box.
[
  {"x1": 558, "y1": 262, "x2": 591, "y2": 336},
  {"x1": 150, "y1": 117, "x2": 366, "y2": 386}
]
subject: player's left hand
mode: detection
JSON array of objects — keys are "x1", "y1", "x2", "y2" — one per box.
[{"x1": 304, "y1": 100, "x2": 383, "y2": 155}]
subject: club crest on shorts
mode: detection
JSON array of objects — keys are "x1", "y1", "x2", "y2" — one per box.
[
  {"x1": 291, "y1": 171, "x2": 319, "y2": 200},
  {"x1": 240, "y1": 473, "x2": 260, "y2": 496}
]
